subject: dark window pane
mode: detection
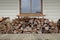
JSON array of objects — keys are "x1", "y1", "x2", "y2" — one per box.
[
  {"x1": 32, "y1": 0, "x2": 41, "y2": 13},
  {"x1": 21, "y1": 0, "x2": 30, "y2": 13}
]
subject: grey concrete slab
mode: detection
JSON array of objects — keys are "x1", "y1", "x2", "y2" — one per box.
[{"x1": 0, "y1": 34, "x2": 60, "y2": 40}]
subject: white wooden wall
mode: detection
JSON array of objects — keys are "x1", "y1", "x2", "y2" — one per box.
[{"x1": 0, "y1": 0, "x2": 60, "y2": 22}]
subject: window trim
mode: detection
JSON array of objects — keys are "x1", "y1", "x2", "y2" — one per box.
[{"x1": 19, "y1": 0, "x2": 44, "y2": 16}]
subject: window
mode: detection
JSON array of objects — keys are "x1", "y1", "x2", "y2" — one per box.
[
  {"x1": 32, "y1": 0, "x2": 41, "y2": 13},
  {"x1": 21, "y1": 0, "x2": 30, "y2": 13},
  {"x1": 19, "y1": 0, "x2": 43, "y2": 16}
]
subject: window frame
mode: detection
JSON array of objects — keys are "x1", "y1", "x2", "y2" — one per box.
[{"x1": 19, "y1": 0, "x2": 44, "y2": 16}]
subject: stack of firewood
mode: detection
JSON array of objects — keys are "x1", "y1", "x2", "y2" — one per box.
[
  {"x1": 0, "y1": 17, "x2": 59, "y2": 34},
  {"x1": 11, "y1": 17, "x2": 58, "y2": 34}
]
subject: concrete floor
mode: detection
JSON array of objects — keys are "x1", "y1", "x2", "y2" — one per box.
[{"x1": 0, "y1": 34, "x2": 60, "y2": 40}]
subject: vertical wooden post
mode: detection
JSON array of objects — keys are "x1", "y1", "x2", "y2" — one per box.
[
  {"x1": 30, "y1": 0, "x2": 32, "y2": 13},
  {"x1": 41, "y1": 0, "x2": 43, "y2": 14},
  {"x1": 20, "y1": 0, "x2": 21, "y2": 15},
  {"x1": 18, "y1": 0, "x2": 21, "y2": 18}
]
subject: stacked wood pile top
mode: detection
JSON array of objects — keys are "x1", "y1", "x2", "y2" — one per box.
[{"x1": 0, "y1": 17, "x2": 59, "y2": 34}]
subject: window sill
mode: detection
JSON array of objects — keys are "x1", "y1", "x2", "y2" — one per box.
[{"x1": 17, "y1": 13, "x2": 45, "y2": 17}]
